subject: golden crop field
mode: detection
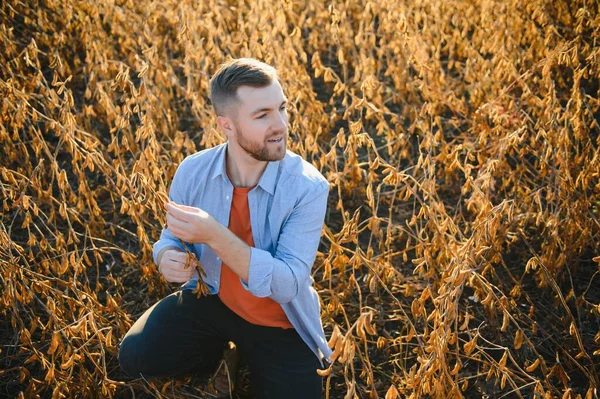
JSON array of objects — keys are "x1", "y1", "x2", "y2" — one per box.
[{"x1": 1, "y1": 0, "x2": 599, "y2": 397}]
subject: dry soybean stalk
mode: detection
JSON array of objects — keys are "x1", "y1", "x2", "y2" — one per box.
[{"x1": 181, "y1": 244, "x2": 210, "y2": 298}]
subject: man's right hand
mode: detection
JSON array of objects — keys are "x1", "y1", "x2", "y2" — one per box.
[{"x1": 158, "y1": 249, "x2": 196, "y2": 283}]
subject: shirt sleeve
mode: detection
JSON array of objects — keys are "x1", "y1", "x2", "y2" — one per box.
[{"x1": 241, "y1": 181, "x2": 329, "y2": 304}]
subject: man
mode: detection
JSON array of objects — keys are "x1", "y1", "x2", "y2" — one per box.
[{"x1": 118, "y1": 58, "x2": 332, "y2": 398}]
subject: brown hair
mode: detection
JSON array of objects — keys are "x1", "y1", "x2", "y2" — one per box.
[{"x1": 209, "y1": 58, "x2": 278, "y2": 117}]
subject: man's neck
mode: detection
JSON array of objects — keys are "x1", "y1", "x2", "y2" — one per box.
[{"x1": 225, "y1": 145, "x2": 268, "y2": 188}]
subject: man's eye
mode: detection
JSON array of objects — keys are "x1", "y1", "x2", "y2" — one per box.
[{"x1": 256, "y1": 114, "x2": 266, "y2": 119}]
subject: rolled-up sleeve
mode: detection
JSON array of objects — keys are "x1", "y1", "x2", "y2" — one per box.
[{"x1": 241, "y1": 181, "x2": 329, "y2": 303}]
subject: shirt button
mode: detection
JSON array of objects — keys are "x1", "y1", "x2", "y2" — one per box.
[
  {"x1": 226, "y1": 195, "x2": 230, "y2": 200},
  {"x1": 216, "y1": 257, "x2": 220, "y2": 261}
]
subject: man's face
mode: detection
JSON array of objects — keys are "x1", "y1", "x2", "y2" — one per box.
[{"x1": 225, "y1": 80, "x2": 289, "y2": 162}]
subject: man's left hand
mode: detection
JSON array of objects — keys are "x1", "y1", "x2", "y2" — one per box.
[{"x1": 165, "y1": 201, "x2": 219, "y2": 245}]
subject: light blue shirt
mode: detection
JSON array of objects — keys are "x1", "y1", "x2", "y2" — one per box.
[{"x1": 153, "y1": 142, "x2": 332, "y2": 368}]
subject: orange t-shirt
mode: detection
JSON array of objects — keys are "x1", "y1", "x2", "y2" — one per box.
[{"x1": 218, "y1": 185, "x2": 293, "y2": 329}]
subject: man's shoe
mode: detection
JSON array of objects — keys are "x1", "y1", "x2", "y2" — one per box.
[{"x1": 209, "y1": 341, "x2": 240, "y2": 398}]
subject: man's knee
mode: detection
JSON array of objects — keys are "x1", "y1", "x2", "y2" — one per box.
[
  {"x1": 116, "y1": 295, "x2": 178, "y2": 378},
  {"x1": 118, "y1": 336, "x2": 143, "y2": 378}
]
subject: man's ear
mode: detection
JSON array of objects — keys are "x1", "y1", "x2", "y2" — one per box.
[{"x1": 216, "y1": 115, "x2": 235, "y2": 139}]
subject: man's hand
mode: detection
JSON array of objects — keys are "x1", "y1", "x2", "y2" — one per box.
[
  {"x1": 158, "y1": 249, "x2": 196, "y2": 283},
  {"x1": 165, "y1": 202, "x2": 219, "y2": 245},
  {"x1": 165, "y1": 200, "x2": 250, "y2": 283}
]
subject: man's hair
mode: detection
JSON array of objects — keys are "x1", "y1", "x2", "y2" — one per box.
[{"x1": 209, "y1": 58, "x2": 278, "y2": 117}]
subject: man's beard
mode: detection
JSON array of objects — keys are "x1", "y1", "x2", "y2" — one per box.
[{"x1": 233, "y1": 121, "x2": 287, "y2": 162}]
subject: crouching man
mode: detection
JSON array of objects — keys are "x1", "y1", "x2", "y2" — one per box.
[{"x1": 118, "y1": 58, "x2": 332, "y2": 398}]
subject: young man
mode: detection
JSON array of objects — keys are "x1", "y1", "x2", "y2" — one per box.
[{"x1": 118, "y1": 58, "x2": 332, "y2": 398}]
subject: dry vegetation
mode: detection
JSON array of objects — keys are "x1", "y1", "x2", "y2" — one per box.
[{"x1": 1, "y1": 0, "x2": 600, "y2": 398}]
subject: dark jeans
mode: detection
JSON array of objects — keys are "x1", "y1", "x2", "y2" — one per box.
[{"x1": 118, "y1": 289, "x2": 323, "y2": 398}]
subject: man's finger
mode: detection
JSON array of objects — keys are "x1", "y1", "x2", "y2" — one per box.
[
  {"x1": 166, "y1": 209, "x2": 186, "y2": 224},
  {"x1": 164, "y1": 253, "x2": 199, "y2": 268},
  {"x1": 163, "y1": 266, "x2": 194, "y2": 278},
  {"x1": 163, "y1": 273, "x2": 192, "y2": 283},
  {"x1": 164, "y1": 249, "x2": 186, "y2": 258},
  {"x1": 165, "y1": 202, "x2": 193, "y2": 221},
  {"x1": 169, "y1": 202, "x2": 200, "y2": 212},
  {"x1": 166, "y1": 213, "x2": 189, "y2": 230},
  {"x1": 167, "y1": 227, "x2": 188, "y2": 242},
  {"x1": 165, "y1": 257, "x2": 192, "y2": 268},
  {"x1": 165, "y1": 263, "x2": 195, "y2": 275},
  {"x1": 162, "y1": 261, "x2": 195, "y2": 276},
  {"x1": 165, "y1": 252, "x2": 188, "y2": 263}
]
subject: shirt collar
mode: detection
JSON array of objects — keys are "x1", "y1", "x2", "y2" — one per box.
[
  {"x1": 209, "y1": 143, "x2": 229, "y2": 182},
  {"x1": 210, "y1": 142, "x2": 279, "y2": 195},
  {"x1": 257, "y1": 158, "x2": 278, "y2": 195}
]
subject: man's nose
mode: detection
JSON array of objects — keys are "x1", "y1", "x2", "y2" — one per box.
[{"x1": 273, "y1": 110, "x2": 288, "y2": 130}]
